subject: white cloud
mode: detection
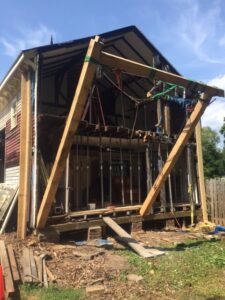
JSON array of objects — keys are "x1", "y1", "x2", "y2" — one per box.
[
  {"x1": 208, "y1": 74, "x2": 225, "y2": 90},
  {"x1": 177, "y1": 0, "x2": 225, "y2": 64},
  {"x1": 201, "y1": 75, "x2": 225, "y2": 132},
  {"x1": 0, "y1": 25, "x2": 56, "y2": 58},
  {"x1": 219, "y1": 35, "x2": 225, "y2": 46},
  {"x1": 202, "y1": 99, "x2": 225, "y2": 132}
]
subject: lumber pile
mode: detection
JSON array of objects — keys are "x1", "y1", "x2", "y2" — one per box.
[
  {"x1": 0, "y1": 241, "x2": 57, "y2": 298},
  {"x1": 0, "y1": 241, "x2": 20, "y2": 298}
]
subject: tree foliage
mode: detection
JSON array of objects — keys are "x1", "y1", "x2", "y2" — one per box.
[{"x1": 201, "y1": 126, "x2": 225, "y2": 178}]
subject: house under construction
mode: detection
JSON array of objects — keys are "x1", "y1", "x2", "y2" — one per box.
[{"x1": 0, "y1": 26, "x2": 223, "y2": 239}]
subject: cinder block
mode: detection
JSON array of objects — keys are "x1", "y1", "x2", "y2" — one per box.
[
  {"x1": 131, "y1": 221, "x2": 143, "y2": 233},
  {"x1": 88, "y1": 226, "x2": 102, "y2": 240}
]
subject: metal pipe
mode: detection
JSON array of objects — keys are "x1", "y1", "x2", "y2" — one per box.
[
  {"x1": 86, "y1": 135, "x2": 90, "y2": 207},
  {"x1": 31, "y1": 55, "x2": 39, "y2": 228},
  {"x1": 100, "y1": 135, "x2": 104, "y2": 208},
  {"x1": 65, "y1": 153, "x2": 70, "y2": 213},
  {"x1": 76, "y1": 137, "x2": 79, "y2": 209},
  {"x1": 109, "y1": 137, "x2": 112, "y2": 205},
  {"x1": 129, "y1": 138, "x2": 133, "y2": 205},
  {"x1": 137, "y1": 137, "x2": 141, "y2": 203},
  {"x1": 120, "y1": 138, "x2": 125, "y2": 205}
]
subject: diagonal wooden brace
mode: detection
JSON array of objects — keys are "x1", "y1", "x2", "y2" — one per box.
[
  {"x1": 36, "y1": 36, "x2": 102, "y2": 229},
  {"x1": 140, "y1": 97, "x2": 209, "y2": 216}
]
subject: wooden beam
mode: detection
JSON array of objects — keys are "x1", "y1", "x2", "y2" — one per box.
[
  {"x1": 140, "y1": 98, "x2": 209, "y2": 216},
  {"x1": 36, "y1": 36, "x2": 102, "y2": 229},
  {"x1": 195, "y1": 122, "x2": 208, "y2": 222},
  {"x1": 103, "y1": 217, "x2": 164, "y2": 258},
  {"x1": 48, "y1": 209, "x2": 202, "y2": 233},
  {"x1": 100, "y1": 51, "x2": 224, "y2": 98},
  {"x1": 17, "y1": 71, "x2": 32, "y2": 239}
]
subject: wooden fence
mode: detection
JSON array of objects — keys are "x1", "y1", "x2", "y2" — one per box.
[{"x1": 206, "y1": 178, "x2": 225, "y2": 226}]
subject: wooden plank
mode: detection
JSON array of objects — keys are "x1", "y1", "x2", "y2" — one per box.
[
  {"x1": 103, "y1": 217, "x2": 164, "y2": 258},
  {"x1": 7, "y1": 245, "x2": 20, "y2": 282},
  {"x1": 36, "y1": 36, "x2": 102, "y2": 229},
  {"x1": 34, "y1": 256, "x2": 43, "y2": 284},
  {"x1": 210, "y1": 179, "x2": 214, "y2": 223},
  {"x1": 195, "y1": 122, "x2": 208, "y2": 222},
  {"x1": 29, "y1": 249, "x2": 38, "y2": 283},
  {"x1": 23, "y1": 247, "x2": 32, "y2": 283},
  {"x1": 42, "y1": 258, "x2": 48, "y2": 288},
  {"x1": 100, "y1": 51, "x2": 224, "y2": 98},
  {"x1": 67, "y1": 205, "x2": 142, "y2": 218},
  {"x1": 17, "y1": 71, "x2": 32, "y2": 239},
  {"x1": 140, "y1": 99, "x2": 209, "y2": 216},
  {"x1": 0, "y1": 240, "x2": 14, "y2": 296}
]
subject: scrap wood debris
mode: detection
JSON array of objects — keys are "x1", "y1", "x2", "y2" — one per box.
[{"x1": 0, "y1": 224, "x2": 222, "y2": 299}]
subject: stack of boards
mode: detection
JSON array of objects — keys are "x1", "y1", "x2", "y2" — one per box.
[{"x1": 0, "y1": 240, "x2": 54, "y2": 299}]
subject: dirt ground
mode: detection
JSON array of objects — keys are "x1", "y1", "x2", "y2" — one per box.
[{"x1": 1, "y1": 227, "x2": 215, "y2": 300}]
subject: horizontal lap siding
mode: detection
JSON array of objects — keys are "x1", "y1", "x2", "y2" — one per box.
[
  {"x1": 5, "y1": 166, "x2": 20, "y2": 185},
  {"x1": 3, "y1": 99, "x2": 21, "y2": 184},
  {"x1": 5, "y1": 112, "x2": 21, "y2": 168}
]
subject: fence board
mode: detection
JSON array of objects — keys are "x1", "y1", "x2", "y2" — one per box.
[{"x1": 206, "y1": 179, "x2": 225, "y2": 225}]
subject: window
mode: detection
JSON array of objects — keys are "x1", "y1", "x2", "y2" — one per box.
[{"x1": 10, "y1": 98, "x2": 17, "y2": 130}]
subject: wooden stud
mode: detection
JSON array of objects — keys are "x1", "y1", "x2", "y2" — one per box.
[
  {"x1": 36, "y1": 36, "x2": 103, "y2": 229},
  {"x1": 17, "y1": 71, "x2": 32, "y2": 239},
  {"x1": 42, "y1": 258, "x2": 48, "y2": 288},
  {"x1": 23, "y1": 247, "x2": 32, "y2": 283},
  {"x1": 7, "y1": 245, "x2": 20, "y2": 282},
  {"x1": 140, "y1": 98, "x2": 209, "y2": 216},
  {"x1": 34, "y1": 256, "x2": 43, "y2": 284},
  {"x1": 195, "y1": 122, "x2": 208, "y2": 222},
  {"x1": 29, "y1": 249, "x2": 38, "y2": 282}
]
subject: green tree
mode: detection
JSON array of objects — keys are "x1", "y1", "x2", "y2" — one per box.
[{"x1": 201, "y1": 126, "x2": 224, "y2": 178}]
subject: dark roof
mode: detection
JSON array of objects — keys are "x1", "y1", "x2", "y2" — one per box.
[
  {"x1": 25, "y1": 25, "x2": 180, "y2": 77},
  {"x1": 0, "y1": 25, "x2": 180, "y2": 91}
]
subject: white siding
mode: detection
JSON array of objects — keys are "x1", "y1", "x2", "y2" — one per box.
[
  {"x1": 5, "y1": 166, "x2": 20, "y2": 186},
  {"x1": 0, "y1": 96, "x2": 21, "y2": 131}
]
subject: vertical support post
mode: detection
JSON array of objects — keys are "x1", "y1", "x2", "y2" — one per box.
[
  {"x1": 195, "y1": 121, "x2": 208, "y2": 222},
  {"x1": 17, "y1": 70, "x2": 32, "y2": 239}
]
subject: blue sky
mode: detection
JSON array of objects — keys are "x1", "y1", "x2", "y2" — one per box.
[{"x1": 0, "y1": 0, "x2": 225, "y2": 132}]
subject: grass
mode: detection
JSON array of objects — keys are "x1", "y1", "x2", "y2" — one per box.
[
  {"x1": 117, "y1": 239, "x2": 225, "y2": 299},
  {"x1": 20, "y1": 284, "x2": 86, "y2": 300}
]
